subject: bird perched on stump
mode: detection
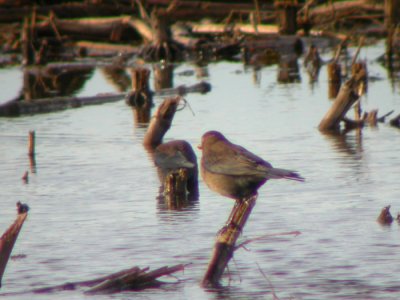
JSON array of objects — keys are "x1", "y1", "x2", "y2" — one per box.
[{"x1": 199, "y1": 131, "x2": 304, "y2": 201}]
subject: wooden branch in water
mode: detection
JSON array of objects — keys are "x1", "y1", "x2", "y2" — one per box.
[
  {"x1": 7, "y1": 264, "x2": 185, "y2": 295},
  {"x1": 0, "y1": 93, "x2": 125, "y2": 117},
  {"x1": 202, "y1": 195, "x2": 257, "y2": 287},
  {"x1": 318, "y1": 73, "x2": 364, "y2": 132},
  {"x1": 143, "y1": 96, "x2": 181, "y2": 149},
  {"x1": 0, "y1": 210, "x2": 28, "y2": 287}
]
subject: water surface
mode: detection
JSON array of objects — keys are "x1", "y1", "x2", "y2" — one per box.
[{"x1": 0, "y1": 41, "x2": 400, "y2": 299}]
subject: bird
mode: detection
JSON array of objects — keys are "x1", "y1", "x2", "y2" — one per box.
[
  {"x1": 154, "y1": 139, "x2": 199, "y2": 197},
  {"x1": 199, "y1": 131, "x2": 304, "y2": 201}
]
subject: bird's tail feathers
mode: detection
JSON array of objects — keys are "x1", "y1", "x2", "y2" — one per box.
[{"x1": 268, "y1": 168, "x2": 305, "y2": 182}]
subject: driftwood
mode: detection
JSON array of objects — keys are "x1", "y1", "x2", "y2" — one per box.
[
  {"x1": 202, "y1": 195, "x2": 257, "y2": 287},
  {"x1": 0, "y1": 208, "x2": 28, "y2": 287},
  {"x1": 0, "y1": 80, "x2": 210, "y2": 117},
  {"x1": 1, "y1": 264, "x2": 185, "y2": 296},
  {"x1": 143, "y1": 96, "x2": 181, "y2": 149},
  {"x1": 318, "y1": 73, "x2": 364, "y2": 132}
]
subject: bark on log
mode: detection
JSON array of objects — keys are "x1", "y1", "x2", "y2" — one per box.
[
  {"x1": 202, "y1": 195, "x2": 257, "y2": 287},
  {"x1": 327, "y1": 62, "x2": 342, "y2": 99},
  {"x1": 0, "y1": 211, "x2": 28, "y2": 287},
  {"x1": 0, "y1": 264, "x2": 185, "y2": 295},
  {"x1": 143, "y1": 96, "x2": 181, "y2": 149},
  {"x1": 318, "y1": 74, "x2": 363, "y2": 132}
]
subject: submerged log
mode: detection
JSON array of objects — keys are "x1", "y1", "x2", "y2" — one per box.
[
  {"x1": 202, "y1": 195, "x2": 257, "y2": 287},
  {"x1": 0, "y1": 205, "x2": 29, "y2": 287},
  {"x1": 0, "y1": 264, "x2": 185, "y2": 296},
  {"x1": 0, "y1": 94, "x2": 125, "y2": 117}
]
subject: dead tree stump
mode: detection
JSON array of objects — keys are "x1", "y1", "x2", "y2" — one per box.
[
  {"x1": 126, "y1": 68, "x2": 153, "y2": 124},
  {"x1": 202, "y1": 195, "x2": 257, "y2": 287},
  {"x1": 277, "y1": 54, "x2": 300, "y2": 83},
  {"x1": 328, "y1": 62, "x2": 342, "y2": 99},
  {"x1": 163, "y1": 168, "x2": 190, "y2": 209},
  {"x1": 143, "y1": 96, "x2": 180, "y2": 149},
  {"x1": 0, "y1": 206, "x2": 28, "y2": 287},
  {"x1": 318, "y1": 74, "x2": 364, "y2": 132},
  {"x1": 140, "y1": 9, "x2": 184, "y2": 62},
  {"x1": 274, "y1": 0, "x2": 299, "y2": 35}
]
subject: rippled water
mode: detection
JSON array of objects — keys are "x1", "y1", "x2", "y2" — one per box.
[{"x1": 0, "y1": 41, "x2": 400, "y2": 299}]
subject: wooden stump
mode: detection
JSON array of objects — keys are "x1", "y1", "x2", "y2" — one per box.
[
  {"x1": 143, "y1": 97, "x2": 181, "y2": 149},
  {"x1": 0, "y1": 211, "x2": 28, "y2": 287},
  {"x1": 277, "y1": 54, "x2": 300, "y2": 83},
  {"x1": 202, "y1": 195, "x2": 257, "y2": 287},
  {"x1": 126, "y1": 68, "x2": 153, "y2": 125},
  {"x1": 163, "y1": 168, "x2": 189, "y2": 209},
  {"x1": 327, "y1": 62, "x2": 342, "y2": 99},
  {"x1": 318, "y1": 75, "x2": 363, "y2": 132}
]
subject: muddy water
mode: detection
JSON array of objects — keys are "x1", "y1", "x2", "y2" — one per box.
[{"x1": 0, "y1": 42, "x2": 400, "y2": 299}]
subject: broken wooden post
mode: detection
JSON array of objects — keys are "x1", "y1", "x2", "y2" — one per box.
[
  {"x1": 328, "y1": 40, "x2": 347, "y2": 99},
  {"x1": 0, "y1": 203, "x2": 29, "y2": 287},
  {"x1": 202, "y1": 195, "x2": 257, "y2": 287},
  {"x1": 274, "y1": 0, "x2": 298, "y2": 35},
  {"x1": 143, "y1": 96, "x2": 181, "y2": 149},
  {"x1": 304, "y1": 44, "x2": 322, "y2": 81},
  {"x1": 163, "y1": 168, "x2": 190, "y2": 209},
  {"x1": 328, "y1": 62, "x2": 342, "y2": 99},
  {"x1": 126, "y1": 68, "x2": 153, "y2": 125},
  {"x1": 318, "y1": 74, "x2": 363, "y2": 132},
  {"x1": 21, "y1": 17, "x2": 34, "y2": 66},
  {"x1": 153, "y1": 63, "x2": 173, "y2": 92},
  {"x1": 377, "y1": 205, "x2": 393, "y2": 225},
  {"x1": 28, "y1": 130, "x2": 35, "y2": 157},
  {"x1": 277, "y1": 54, "x2": 300, "y2": 83}
]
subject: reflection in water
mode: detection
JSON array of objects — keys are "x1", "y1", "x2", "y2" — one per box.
[
  {"x1": 21, "y1": 65, "x2": 94, "y2": 101},
  {"x1": 323, "y1": 130, "x2": 363, "y2": 158},
  {"x1": 277, "y1": 54, "x2": 301, "y2": 83},
  {"x1": 153, "y1": 62, "x2": 174, "y2": 91},
  {"x1": 101, "y1": 67, "x2": 131, "y2": 93}
]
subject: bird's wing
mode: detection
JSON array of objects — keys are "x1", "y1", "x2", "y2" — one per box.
[
  {"x1": 155, "y1": 150, "x2": 195, "y2": 170},
  {"x1": 204, "y1": 141, "x2": 272, "y2": 176}
]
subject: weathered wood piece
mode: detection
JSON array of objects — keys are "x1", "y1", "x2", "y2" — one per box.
[
  {"x1": 377, "y1": 205, "x2": 393, "y2": 225},
  {"x1": 143, "y1": 96, "x2": 180, "y2": 149},
  {"x1": 318, "y1": 74, "x2": 364, "y2": 132},
  {"x1": 0, "y1": 208, "x2": 28, "y2": 287},
  {"x1": 202, "y1": 195, "x2": 257, "y2": 287},
  {"x1": 28, "y1": 130, "x2": 35, "y2": 157},
  {"x1": 85, "y1": 264, "x2": 184, "y2": 294},
  {"x1": 0, "y1": 264, "x2": 184, "y2": 296}
]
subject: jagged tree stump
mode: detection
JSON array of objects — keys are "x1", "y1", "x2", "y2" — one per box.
[{"x1": 202, "y1": 195, "x2": 257, "y2": 287}]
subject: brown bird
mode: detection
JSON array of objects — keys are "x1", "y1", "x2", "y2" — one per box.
[{"x1": 199, "y1": 131, "x2": 304, "y2": 201}]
